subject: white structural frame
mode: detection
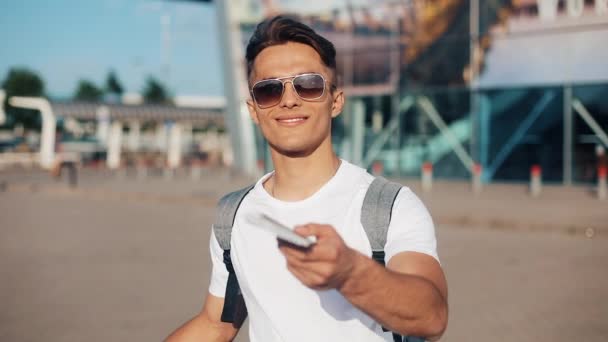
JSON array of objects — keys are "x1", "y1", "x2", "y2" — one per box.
[
  {"x1": 128, "y1": 120, "x2": 141, "y2": 151},
  {"x1": 0, "y1": 89, "x2": 6, "y2": 125},
  {"x1": 96, "y1": 106, "x2": 111, "y2": 146},
  {"x1": 167, "y1": 122, "x2": 182, "y2": 169},
  {"x1": 8, "y1": 96, "x2": 56, "y2": 169},
  {"x1": 216, "y1": 0, "x2": 258, "y2": 177},
  {"x1": 106, "y1": 121, "x2": 123, "y2": 169}
]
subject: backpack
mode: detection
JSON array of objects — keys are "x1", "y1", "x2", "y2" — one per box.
[{"x1": 212, "y1": 177, "x2": 424, "y2": 342}]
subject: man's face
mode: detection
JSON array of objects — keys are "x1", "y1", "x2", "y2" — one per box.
[{"x1": 246, "y1": 41, "x2": 344, "y2": 157}]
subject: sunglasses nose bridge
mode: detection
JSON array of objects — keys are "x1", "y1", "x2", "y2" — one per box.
[
  {"x1": 279, "y1": 79, "x2": 301, "y2": 102},
  {"x1": 281, "y1": 78, "x2": 297, "y2": 92}
]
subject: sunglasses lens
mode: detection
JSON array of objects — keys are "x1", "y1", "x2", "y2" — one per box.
[
  {"x1": 293, "y1": 74, "x2": 325, "y2": 99},
  {"x1": 252, "y1": 80, "x2": 283, "y2": 107}
]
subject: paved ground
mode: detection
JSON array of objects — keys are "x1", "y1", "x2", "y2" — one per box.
[{"x1": 1, "y1": 168, "x2": 607, "y2": 341}]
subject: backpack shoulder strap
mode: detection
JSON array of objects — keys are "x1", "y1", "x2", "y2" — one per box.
[
  {"x1": 213, "y1": 184, "x2": 255, "y2": 250},
  {"x1": 361, "y1": 177, "x2": 402, "y2": 254},
  {"x1": 212, "y1": 184, "x2": 254, "y2": 325},
  {"x1": 362, "y1": 177, "x2": 414, "y2": 342}
]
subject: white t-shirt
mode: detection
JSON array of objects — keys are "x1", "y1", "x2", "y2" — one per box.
[{"x1": 209, "y1": 160, "x2": 438, "y2": 342}]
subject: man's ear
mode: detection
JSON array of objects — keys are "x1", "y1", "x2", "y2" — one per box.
[
  {"x1": 330, "y1": 88, "x2": 345, "y2": 118},
  {"x1": 246, "y1": 99, "x2": 260, "y2": 125}
]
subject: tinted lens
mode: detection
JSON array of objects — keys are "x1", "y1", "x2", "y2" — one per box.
[
  {"x1": 293, "y1": 74, "x2": 325, "y2": 99},
  {"x1": 252, "y1": 80, "x2": 284, "y2": 107}
]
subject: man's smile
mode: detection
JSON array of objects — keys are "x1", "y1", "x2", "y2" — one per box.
[{"x1": 275, "y1": 115, "x2": 309, "y2": 126}]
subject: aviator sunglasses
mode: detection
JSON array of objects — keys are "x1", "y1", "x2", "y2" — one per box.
[{"x1": 250, "y1": 73, "x2": 334, "y2": 109}]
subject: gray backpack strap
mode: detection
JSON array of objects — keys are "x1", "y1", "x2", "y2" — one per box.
[
  {"x1": 361, "y1": 177, "x2": 402, "y2": 253},
  {"x1": 362, "y1": 177, "x2": 413, "y2": 342},
  {"x1": 213, "y1": 184, "x2": 254, "y2": 325},
  {"x1": 213, "y1": 184, "x2": 255, "y2": 250}
]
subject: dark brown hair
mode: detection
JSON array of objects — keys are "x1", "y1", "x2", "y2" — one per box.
[{"x1": 245, "y1": 16, "x2": 337, "y2": 82}]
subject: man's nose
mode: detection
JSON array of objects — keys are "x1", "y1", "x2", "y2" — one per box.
[{"x1": 279, "y1": 81, "x2": 301, "y2": 108}]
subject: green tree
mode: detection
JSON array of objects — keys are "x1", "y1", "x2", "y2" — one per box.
[
  {"x1": 74, "y1": 79, "x2": 103, "y2": 102},
  {"x1": 105, "y1": 70, "x2": 123, "y2": 95},
  {"x1": 1, "y1": 68, "x2": 45, "y2": 128},
  {"x1": 142, "y1": 76, "x2": 171, "y2": 104}
]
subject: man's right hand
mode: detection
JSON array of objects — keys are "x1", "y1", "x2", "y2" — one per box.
[{"x1": 165, "y1": 294, "x2": 240, "y2": 342}]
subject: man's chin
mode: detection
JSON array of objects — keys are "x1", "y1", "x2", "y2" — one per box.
[{"x1": 269, "y1": 142, "x2": 314, "y2": 158}]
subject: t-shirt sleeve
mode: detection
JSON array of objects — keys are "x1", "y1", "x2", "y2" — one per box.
[
  {"x1": 384, "y1": 187, "x2": 440, "y2": 264},
  {"x1": 208, "y1": 227, "x2": 229, "y2": 297}
]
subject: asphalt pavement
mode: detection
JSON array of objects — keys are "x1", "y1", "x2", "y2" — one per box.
[{"x1": 1, "y1": 167, "x2": 606, "y2": 341}]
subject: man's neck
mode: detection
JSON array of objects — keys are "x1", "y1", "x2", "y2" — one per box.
[{"x1": 267, "y1": 142, "x2": 341, "y2": 202}]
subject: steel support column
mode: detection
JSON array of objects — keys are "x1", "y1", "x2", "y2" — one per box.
[
  {"x1": 216, "y1": 0, "x2": 257, "y2": 176},
  {"x1": 563, "y1": 86, "x2": 573, "y2": 185}
]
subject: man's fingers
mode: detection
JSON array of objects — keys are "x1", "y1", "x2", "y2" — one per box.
[
  {"x1": 277, "y1": 238, "x2": 310, "y2": 253},
  {"x1": 285, "y1": 256, "x2": 334, "y2": 278},
  {"x1": 278, "y1": 241, "x2": 309, "y2": 259},
  {"x1": 285, "y1": 261, "x2": 330, "y2": 289},
  {"x1": 286, "y1": 264, "x2": 320, "y2": 285},
  {"x1": 294, "y1": 224, "x2": 334, "y2": 238},
  {"x1": 280, "y1": 239, "x2": 339, "y2": 262}
]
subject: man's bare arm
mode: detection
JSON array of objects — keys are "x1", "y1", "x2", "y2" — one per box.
[
  {"x1": 280, "y1": 224, "x2": 448, "y2": 340},
  {"x1": 165, "y1": 294, "x2": 240, "y2": 342},
  {"x1": 339, "y1": 251, "x2": 448, "y2": 341}
]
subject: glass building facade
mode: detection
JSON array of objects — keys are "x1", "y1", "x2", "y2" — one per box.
[{"x1": 244, "y1": 0, "x2": 608, "y2": 184}]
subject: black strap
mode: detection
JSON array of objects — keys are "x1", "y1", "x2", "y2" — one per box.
[
  {"x1": 372, "y1": 250, "x2": 386, "y2": 266},
  {"x1": 220, "y1": 250, "x2": 237, "y2": 322},
  {"x1": 220, "y1": 250, "x2": 248, "y2": 325}
]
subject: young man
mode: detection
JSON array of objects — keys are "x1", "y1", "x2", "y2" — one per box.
[{"x1": 166, "y1": 16, "x2": 448, "y2": 342}]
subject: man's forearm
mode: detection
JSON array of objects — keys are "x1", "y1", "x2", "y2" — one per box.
[
  {"x1": 165, "y1": 314, "x2": 236, "y2": 342},
  {"x1": 338, "y1": 252, "x2": 448, "y2": 338}
]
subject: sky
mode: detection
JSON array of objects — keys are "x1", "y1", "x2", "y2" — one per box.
[
  {"x1": 2, "y1": 0, "x2": 606, "y2": 100},
  {"x1": 0, "y1": 0, "x2": 222, "y2": 99},
  {"x1": 0, "y1": 0, "x2": 380, "y2": 101}
]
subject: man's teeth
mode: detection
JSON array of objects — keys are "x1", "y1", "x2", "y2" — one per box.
[{"x1": 279, "y1": 117, "x2": 305, "y2": 123}]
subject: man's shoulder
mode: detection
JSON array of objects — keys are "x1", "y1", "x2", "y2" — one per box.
[
  {"x1": 334, "y1": 159, "x2": 376, "y2": 189},
  {"x1": 216, "y1": 172, "x2": 271, "y2": 207},
  {"x1": 217, "y1": 184, "x2": 256, "y2": 206}
]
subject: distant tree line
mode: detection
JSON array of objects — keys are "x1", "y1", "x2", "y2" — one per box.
[
  {"x1": 74, "y1": 70, "x2": 170, "y2": 104},
  {"x1": 1, "y1": 67, "x2": 172, "y2": 128}
]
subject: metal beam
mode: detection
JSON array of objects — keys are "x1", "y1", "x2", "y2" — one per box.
[
  {"x1": 216, "y1": 0, "x2": 257, "y2": 176},
  {"x1": 479, "y1": 94, "x2": 491, "y2": 175},
  {"x1": 469, "y1": 0, "x2": 480, "y2": 165},
  {"x1": 572, "y1": 99, "x2": 608, "y2": 148},
  {"x1": 351, "y1": 99, "x2": 365, "y2": 166},
  {"x1": 392, "y1": 93, "x2": 403, "y2": 177},
  {"x1": 362, "y1": 96, "x2": 415, "y2": 169},
  {"x1": 563, "y1": 86, "x2": 573, "y2": 185},
  {"x1": 484, "y1": 90, "x2": 556, "y2": 182},
  {"x1": 417, "y1": 96, "x2": 475, "y2": 173}
]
